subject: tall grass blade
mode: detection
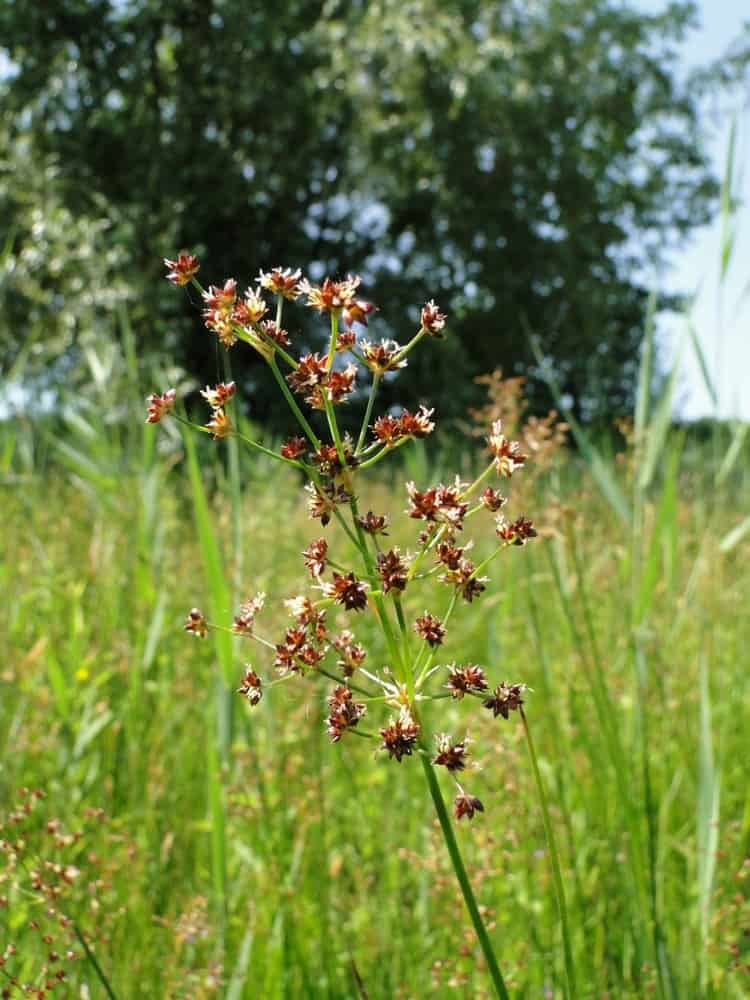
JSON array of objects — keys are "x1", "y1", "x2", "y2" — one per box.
[
  {"x1": 529, "y1": 334, "x2": 631, "y2": 524},
  {"x1": 696, "y1": 654, "x2": 720, "y2": 989}
]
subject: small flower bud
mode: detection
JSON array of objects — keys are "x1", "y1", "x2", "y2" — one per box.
[
  {"x1": 483, "y1": 682, "x2": 526, "y2": 719},
  {"x1": 237, "y1": 667, "x2": 263, "y2": 706},
  {"x1": 164, "y1": 252, "x2": 200, "y2": 286},
  {"x1": 421, "y1": 300, "x2": 447, "y2": 337},
  {"x1": 184, "y1": 608, "x2": 208, "y2": 638},
  {"x1": 200, "y1": 382, "x2": 236, "y2": 409},
  {"x1": 453, "y1": 790, "x2": 484, "y2": 821},
  {"x1": 414, "y1": 612, "x2": 446, "y2": 647}
]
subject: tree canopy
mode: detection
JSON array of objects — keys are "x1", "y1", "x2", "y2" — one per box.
[{"x1": 0, "y1": 0, "x2": 727, "y2": 425}]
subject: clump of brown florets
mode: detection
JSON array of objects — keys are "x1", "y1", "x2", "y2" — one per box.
[
  {"x1": 376, "y1": 548, "x2": 409, "y2": 593},
  {"x1": 165, "y1": 252, "x2": 200, "y2": 286},
  {"x1": 146, "y1": 388, "x2": 176, "y2": 424},
  {"x1": 321, "y1": 571, "x2": 369, "y2": 612},
  {"x1": 414, "y1": 612, "x2": 446, "y2": 647},
  {"x1": 445, "y1": 664, "x2": 488, "y2": 700},
  {"x1": 332, "y1": 631, "x2": 367, "y2": 676},
  {"x1": 184, "y1": 608, "x2": 208, "y2": 638},
  {"x1": 237, "y1": 667, "x2": 263, "y2": 705},
  {"x1": 483, "y1": 682, "x2": 526, "y2": 719},
  {"x1": 380, "y1": 709, "x2": 420, "y2": 762},
  {"x1": 433, "y1": 734, "x2": 469, "y2": 772},
  {"x1": 326, "y1": 685, "x2": 367, "y2": 742},
  {"x1": 453, "y1": 789, "x2": 484, "y2": 821}
]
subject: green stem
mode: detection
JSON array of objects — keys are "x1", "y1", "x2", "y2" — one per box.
[
  {"x1": 234, "y1": 432, "x2": 303, "y2": 469},
  {"x1": 356, "y1": 372, "x2": 381, "y2": 454},
  {"x1": 73, "y1": 922, "x2": 119, "y2": 1000},
  {"x1": 520, "y1": 708, "x2": 576, "y2": 999},
  {"x1": 268, "y1": 357, "x2": 321, "y2": 448},
  {"x1": 392, "y1": 326, "x2": 427, "y2": 363},
  {"x1": 419, "y1": 756, "x2": 509, "y2": 1000},
  {"x1": 327, "y1": 311, "x2": 340, "y2": 371}
]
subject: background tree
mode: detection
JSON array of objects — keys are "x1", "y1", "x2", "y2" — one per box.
[{"x1": 0, "y1": 0, "x2": 721, "y2": 426}]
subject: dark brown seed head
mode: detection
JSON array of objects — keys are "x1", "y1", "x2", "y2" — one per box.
[
  {"x1": 496, "y1": 515, "x2": 537, "y2": 546},
  {"x1": 414, "y1": 612, "x2": 446, "y2": 647},
  {"x1": 280, "y1": 436, "x2": 308, "y2": 460},
  {"x1": 356, "y1": 511, "x2": 390, "y2": 536},
  {"x1": 481, "y1": 487, "x2": 507, "y2": 512},
  {"x1": 376, "y1": 548, "x2": 409, "y2": 593},
  {"x1": 380, "y1": 710, "x2": 420, "y2": 762},
  {"x1": 322, "y1": 572, "x2": 369, "y2": 612},
  {"x1": 236, "y1": 667, "x2": 263, "y2": 706},
  {"x1": 453, "y1": 791, "x2": 484, "y2": 821},
  {"x1": 483, "y1": 682, "x2": 526, "y2": 719},
  {"x1": 326, "y1": 685, "x2": 367, "y2": 742},
  {"x1": 445, "y1": 664, "x2": 488, "y2": 700},
  {"x1": 433, "y1": 734, "x2": 468, "y2": 772},
  {"x1": 184, "y1": 608, "x2": 208, "y2": 638},
  {"x1": 332, "y1": 630, "x2": 367, "y2": 675},
  {"x1": 302, "y1": 537, "x2": 328, "y2": 578}
]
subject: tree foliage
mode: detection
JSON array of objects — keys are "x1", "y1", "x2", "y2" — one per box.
[{"x1": 0, "y1": 0, "x2": 721, "y2": 423}]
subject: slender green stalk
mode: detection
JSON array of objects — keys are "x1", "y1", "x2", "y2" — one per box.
[
  {"x1": 234, "y1": 432, "x2": 302, "y2": 469},
  {"x1": 419, "y1": 756, "x2": 509, "y2": 1000},
  {"x1": 520, "y1": 709, "x2": 576, "y2": 999},
  {"x1": 73, "y1": 922, "x2": 119, "y2": 1000},
  {"x1": 268, "y1": 357, "x2": 320, "y2": 448},
  {"x1": 356, "y1": 371, "x2": 381, "y2": 454}
]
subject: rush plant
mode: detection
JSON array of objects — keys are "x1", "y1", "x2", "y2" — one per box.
[{"x1": 151, "y1": 257, "x2": 571, "y2": 997}]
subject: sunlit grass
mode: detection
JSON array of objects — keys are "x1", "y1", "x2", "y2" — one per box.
[{"x1": 1, "y1": 419, "x2": 748, "y2": 997}]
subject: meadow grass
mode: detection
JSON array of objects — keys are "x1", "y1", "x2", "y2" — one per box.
[{"x1": 1, "y1": 407, "x2": 748, "y2": 999}]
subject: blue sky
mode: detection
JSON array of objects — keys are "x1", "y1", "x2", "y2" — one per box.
[{"x1": 639, "y1": 0, "x2": 749, "y2": 419}]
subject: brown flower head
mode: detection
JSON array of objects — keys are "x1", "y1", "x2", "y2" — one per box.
[
  {"x1": 481, "y1": 487, "x2": 507, "y2": 512},
  {"x1": 408, "y1": 480, "x2": 468, "y2": 528},
  {"x1": 303, "y1": 537, "x2": 328, "y2": 578},
  {"x1": 440, "y1": 558, "x2": 487, "y2": 602},
  {"x1": 380, "y1": 709, "x2": 420, "y2": 762},
  {"x1": 203, "y1": 279, "x2": 237, "y2": 314},
  {"x1": 414, "y1": 612, "x2": 446, "y2": 647},
  {"x1": 445, "y1": 664, "x2": 488, "y2": 700},
  {"x1": 164, "y1": 252, "x2": 200, "y2": 286},
  {"x1": 421, "y1": 300, "x2": 447, "y2": 337},
  {"x1": 325, "y1": 362, "x2": 358, "y2": 406},
  {"x1": 487, "y1": 420, "x2": 527, "y2": 477},
  {"x1": 336, "y1": 329, "x2": 358, "y2": 352},
  {"x1": 376, "y1": 548, "x2": 409, "y2": 593},
  {"x1": 326, "y1": 685, "x2": 367, "y2": 742},
  {"x1": 284, "y1": 596, "x2": 328, "y2": 643},
  {"x1": 305, "y1": 482, "x2": 353, "y2": 526},
  {"x1": 258, "y1": 319, "x2": 291, "y2": 348},
  {"x1": 322, "y1": 571, "x2": 369, "y2": 611},
  {"x1": 496, "y1": 515, "x2": 537, "y2": 546},
  {"x1": 200, "y1": 381, "x2": 236, "y2": 409},
  {"x1": 342, "y1": 298, "x2": 376, "y2": 329},
  {"x1": 433, "y1": 734, "x2": 468, "y2": 772},
  {"x1": 399, "y1": 406, "x2": 435, "y2": 439},
  {"x1": 257, "y1": 267, "x2": 303, "y2": 300},
  {"x1": 280, "y1": 436, "x2": 308, "y2": 460},
  {"x1": 235, "y1": 287, "x2": 268, "y2": 326},
  {"x1": 483, "y1": 682, "x2": 526, "y2": 719},
  {"x1": 146, "y1": 388, "x2": 176, "y2": 424},
  {"x1": 372, "y1": 414, "x2": 404, "y2": 445},
  {"x1": 287, "y1": 353, "x2": 328, "y2": 397},
  {"x1": 361, "y1": 339, "x2": 407, "y2": 374},
  {"x1": 301, "y1": 275, "x2": 361, "y2": 314},
  {"x1": 356, "y1": 511, "x2": 390, "y2": 536},
  {"x1": 237, "y1": 667, "x2": 263, "y2": 706},
  {"x1": 332, "y1": 630, "x2": 367, "y2": 675},
  {"x1": 184, "y1": 608, "x2": 208, "y2": 638},
  {"x1": 206, "y1": 408, "x2": 232, "y2": 439},
  {"x1": 454, "y1": 790, "x2": 484, "y2": 821},
  {"x1": 203, "y1": 279, "x2": 238, "y2": 346},
  {"x1": 232, "y1": 592, "x2": 266, "y2": 635},
  {"x1": 436, "y1": 538, "x2": 469, "y2": 570}
]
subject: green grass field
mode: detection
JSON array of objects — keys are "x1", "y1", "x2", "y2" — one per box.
[{"x1": 1, "y1": 388, "x2": 748, "y2": 998}]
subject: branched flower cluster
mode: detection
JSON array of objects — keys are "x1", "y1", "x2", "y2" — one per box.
[{"x1": 155, "y1": 257, "x2": 535, "y2": 822}]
